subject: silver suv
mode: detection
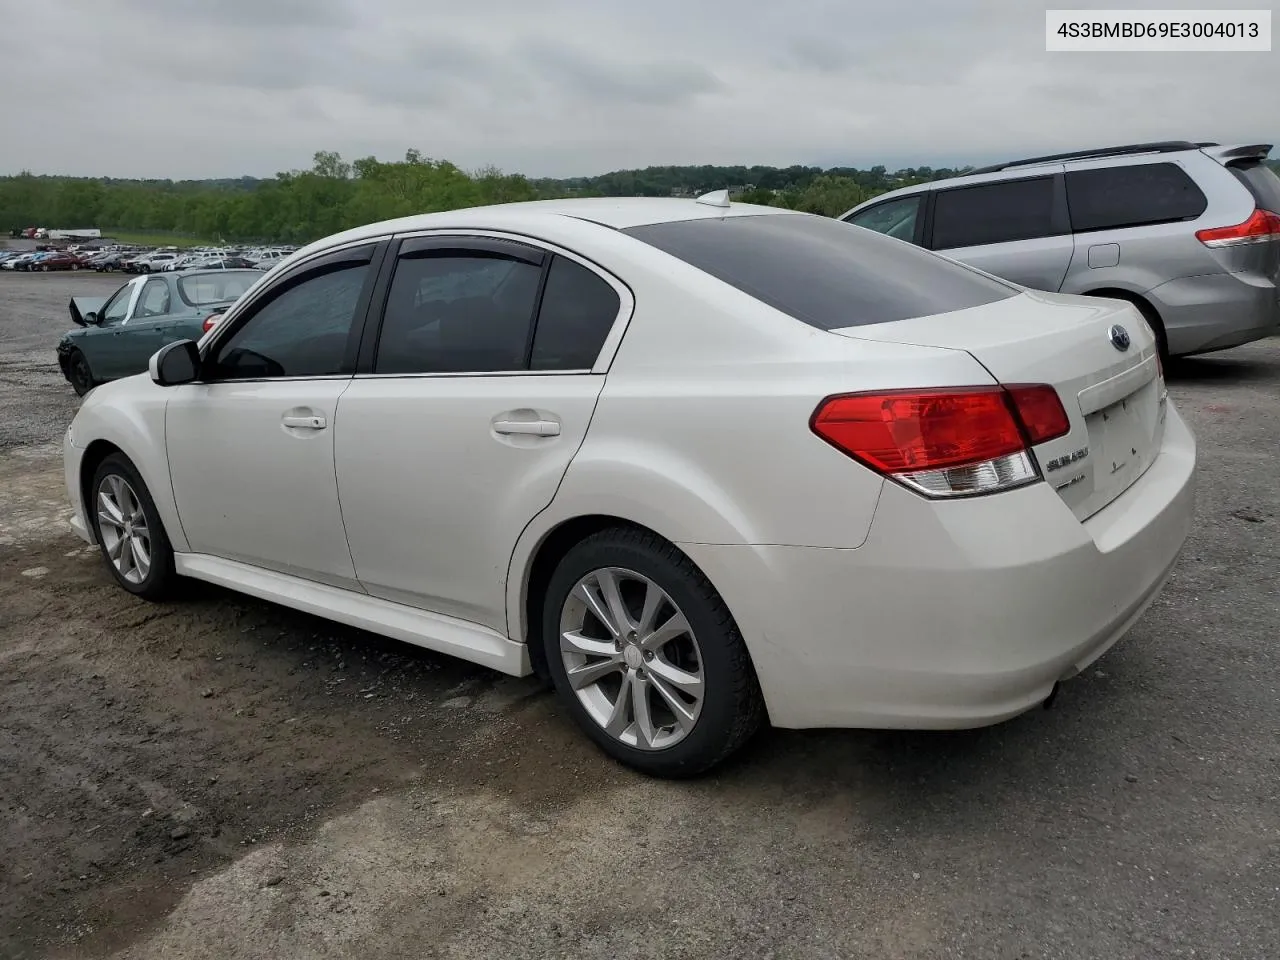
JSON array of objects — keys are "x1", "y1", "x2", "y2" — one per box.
[{"x1": 841, "y1": 141, "x2": 1280, "y2": 358}]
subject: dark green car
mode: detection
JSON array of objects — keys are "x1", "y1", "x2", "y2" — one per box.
[{"x1": 57, "y1": 269, "x2": 261, "y2": 395}]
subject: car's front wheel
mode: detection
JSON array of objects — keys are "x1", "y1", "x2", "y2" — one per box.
[
  {"x1": 89, "y1": 454, "x2": 178, "y2": 601},
  {"x1": 542, "y1": 527, "x2": 764, "y2": 778},
  {"x1": 67, "y1": 348, "x2": 95, "y2": 397}
]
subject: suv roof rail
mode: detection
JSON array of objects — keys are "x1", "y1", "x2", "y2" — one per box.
[{"x1": 968, "y1": 141, "x2": 1204, "y2": 175}]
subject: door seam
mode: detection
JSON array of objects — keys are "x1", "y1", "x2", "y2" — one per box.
[{"x1": 330, "y1": 377, "x2": 371, "y2": 595}]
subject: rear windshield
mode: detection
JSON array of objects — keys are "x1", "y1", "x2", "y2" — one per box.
[
  {"x1": 622, "y1": 213, "x2": 1018, "y2": 329},
  {"x1": 178, "y1": 270, "x2": 260, "y2": 307},
  {"x1": 1229, "y1": 161, "x2": 1280, "y2": 212}
]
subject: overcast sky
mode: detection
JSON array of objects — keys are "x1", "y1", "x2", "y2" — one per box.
[{"x1": 1, "y1": 0, "x2": 1274, "y2": 180}]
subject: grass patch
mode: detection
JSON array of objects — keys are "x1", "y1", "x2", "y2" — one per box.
[{"x1": 104, "y1": 231, "x2": 219, "y2": 249}]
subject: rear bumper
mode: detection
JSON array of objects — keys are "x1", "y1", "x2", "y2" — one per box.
[
  {"x1": 681, "y1": 403, "x2": 1196, "y2": 730},
  {"x1": 1150, "y1": 271, "x2": 1280, "y2": 356}
]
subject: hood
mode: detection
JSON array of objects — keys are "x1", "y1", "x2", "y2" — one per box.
[{"x1": 69, "y1": 295, "x2": 108, "y2": 327}]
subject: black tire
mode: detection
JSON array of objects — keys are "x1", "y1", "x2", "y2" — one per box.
[
  {"x1": 89, "y1": 453, "x2": 178, "y2": 601},
  {"x1": 41, "y1": 264, "x2": 49, "y2": 272},
  {"x1": 67, "y1": 348, "x2": 95, "y2": 397},
  {"x1": 542, "y1": 527, "x2": 764, "y2": 778},
  {"x1": 141, "y1": 264, "x2": 150, "y2": 274}
]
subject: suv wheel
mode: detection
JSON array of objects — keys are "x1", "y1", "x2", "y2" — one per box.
[{"x1": 542, "y1": 527, "x2": 764, "y2": 778}]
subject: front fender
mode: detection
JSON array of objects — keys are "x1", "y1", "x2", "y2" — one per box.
[{"x1": 70, "y1": 377, "x2": 189, "y2": 553}]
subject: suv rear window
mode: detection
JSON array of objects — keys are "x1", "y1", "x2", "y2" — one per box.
[
  {"x1": 1065, "y1": 162, "x2": 1207, "y2": 232},
  {"x1": 1228, "y1": 161, "x2": 1280, "y2": 212},
  {"x1": 622, "y1": 214, "x2": 1017, "y2": 330}
]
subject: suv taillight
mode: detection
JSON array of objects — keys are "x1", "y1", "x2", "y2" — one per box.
[
  {"x1": 1195, "y1": 208, "x2": 1280, "y2": 247},
  {"x1": 201, "y1": 313, "x2": 223, "y2": 333},
  {"x1": 810, "y1": 385, "x2": 1070, "y2": 498}
]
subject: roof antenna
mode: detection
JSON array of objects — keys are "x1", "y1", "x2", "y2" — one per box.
[{"x1": 695, "y1": 189, "x2": 731, "y2": 208}]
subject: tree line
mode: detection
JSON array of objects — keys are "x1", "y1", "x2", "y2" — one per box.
[{"x1": 0, "y1": 149, "x2": 971, "y2": 244}]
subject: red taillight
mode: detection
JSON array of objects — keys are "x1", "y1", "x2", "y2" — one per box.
[
  {"x1": 1195, "y1": 208, "x2": 1280, "y2": 248},
  {"x1": 1004, "y1": 384, "x2": 1071, "y2": 445},
  {"x1": 201, "y1": 312, "x2": 223, "y2": 333},
  {"x1": 811, "y1": 384, "x2": 1070, "y2": 498}
]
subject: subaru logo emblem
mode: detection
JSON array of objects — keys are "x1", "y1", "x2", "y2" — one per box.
[{"x1": 1108, "y1": 324, "x2": 1131, "y2": 351}]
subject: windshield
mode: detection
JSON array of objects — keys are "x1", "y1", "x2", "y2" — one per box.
[{"x1": 178, "y1": 270, "x2": 261, "y2": 307}]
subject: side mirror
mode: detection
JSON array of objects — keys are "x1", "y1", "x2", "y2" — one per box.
[
  {"x1": 83, "y1": 311, "x2": 99, "y2": 325},
  {"x1": 149, "y1": 340, "x2": 201, "y2": 386}
]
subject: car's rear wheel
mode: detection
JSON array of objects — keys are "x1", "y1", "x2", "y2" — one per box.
[
  {"x1": 41, "y1": 264, "x2": 49, "y2": 272},
  {"x1": 90, "y1": 454, "x2": 178, "y2": 601},
  {"x1": 67, "y1": 348, "x2": 95, "y2": 397},
  {"x1": 542, "y1": 527, "x2": 764, "y2": 778}
]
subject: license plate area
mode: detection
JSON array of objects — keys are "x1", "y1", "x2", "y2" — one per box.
[{"x1": 1085, "y1": 381, "x2": 1160, "y2": 501}]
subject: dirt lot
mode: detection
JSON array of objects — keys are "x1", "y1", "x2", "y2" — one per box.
[{"x1": 1, "y1": 269, "x2": 1278, "y2": 959}]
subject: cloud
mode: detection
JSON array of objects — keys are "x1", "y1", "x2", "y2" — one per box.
[{"x1": 0, "y1": 0, "x2": 1275, "y2": 180}]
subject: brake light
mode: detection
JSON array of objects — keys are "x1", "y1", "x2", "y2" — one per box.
[
  {"x1": 1195, "y1": 208, "x2": 1280, "y2": 247},
  {"x1": 201, "y1": 312, "x2": 223, "y2": 333},
  {"x1": 811, "y1": 385, "x2": 1070, "y2": 498}
]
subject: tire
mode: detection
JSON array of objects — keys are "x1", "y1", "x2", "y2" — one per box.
[
  {"x1": 41, "y1": 264, "x2": 49, "y2": 272},
  {"x1": 71, "y1": 263, "x2": 80, "y2": 271},
  {"x1": 141, "y1": 264, "x2": 150, "y2": 274},
  {"x1": 89, "y1": 453, "x2": 178, "y2": 601},
  {"x1": 542, "y1": 527, "x2": 764, "y2": 778},
  {"x1": 67, "y1": 348, "x2": 95, "y2": 397}
]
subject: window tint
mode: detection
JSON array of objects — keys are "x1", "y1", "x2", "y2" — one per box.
[
  {"x1": 846, "y1": 195, "x2": 922, "y2": 243},
  {"x1": 623, "y1": 214, "x2": 1017, "y2": 331},
  {"x1": 178, "y1": 270, "x2": 259, "y2": 307},
  {"x1": 375, "y1": 254, "x2": 542, "y2": 374},
  {"x1": 932, "y1": 177, "x2": 1059, "y2": 249},
  {"x1": 531, "y1": 256, "x2": 620, "y2": 370},
  {"x1": 209, "y1": 263, "x2": 369, "y2": 379},
  {"x1": 1066, "y1": 163, "x2": 1208, "y2": 232},
  {"x1": 1229, "y1": 161, "x2": 1280, "y2": 212},
  {"x1": 136, "y1": 278, "x2": 171, "y2": 318}
]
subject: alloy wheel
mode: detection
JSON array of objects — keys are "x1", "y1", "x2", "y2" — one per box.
[
  {"x1": 96, "y1": 474, "x2": 152, "y2": 584},
  {"x1": 559, "y1": 567, "x2": 705, "y2": 751}
]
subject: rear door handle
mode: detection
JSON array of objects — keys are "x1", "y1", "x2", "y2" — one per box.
[
  {"x1": 282, "y1": 414, "x2": 327, "y2": 430},
  {"x1": 493, "y1": 419, "x2": 560, "y2": 437}
]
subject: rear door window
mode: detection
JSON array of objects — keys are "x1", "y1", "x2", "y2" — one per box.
[
  {"x1": 1065, "y1": 162, "x2": 1208, "y2": 232},
  {"x1": 931, "y1": 177, "x2": 1060, "y2": 249},
  {"x1": 374, "y1": 252, "x2": 543, "y2": 374},
  {"x1": 623, "y1": 213, "x2": 1017, "y2": 331}
]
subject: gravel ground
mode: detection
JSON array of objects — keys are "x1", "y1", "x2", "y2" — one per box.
[{"x1": 1, "y1": 270, "x2": 1277, "y2": 960}]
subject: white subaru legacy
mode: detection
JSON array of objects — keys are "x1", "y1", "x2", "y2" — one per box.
[{"x1": 63, "y1": 196, "x2": 1196, "y2": 777}]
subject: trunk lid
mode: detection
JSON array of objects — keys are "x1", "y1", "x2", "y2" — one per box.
[{"x1": 831, "y1": 290, "x2": 1166, "y2": 521}]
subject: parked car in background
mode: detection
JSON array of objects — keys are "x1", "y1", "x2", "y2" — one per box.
[
  {"x1": 190, "y1": 256, "x2": 258, "y2": 270},
  {"x1": 842, "y1": 141, "x2": 1280, "y2": 359},
  {"x1": 61, "y1": 196, "x2": 1194, "y2": 777},
  {"x1": 2, "y1": 253, "x2": 35, "y2": 270},
  {"x1": 32, "y1": 251, "x2": 87, "y2": 271},
  {"x1": 92, "y1": 251, "x2": 134, "y2": 272},
  {"x1": 56, "y1": 269, "x2": 261, "y2": 395}
]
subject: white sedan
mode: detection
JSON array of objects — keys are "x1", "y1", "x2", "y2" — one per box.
[{"x1": 63, "y1": 195, "x2": 1195, "y2": 777}]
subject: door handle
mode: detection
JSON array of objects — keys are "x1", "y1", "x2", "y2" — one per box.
[
  {"x1": 493, "y1": 419, "x2": 560, "y2": 437},
  {"x1": 282, "y1": 414, "x2": 327, "y2": 430}
]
